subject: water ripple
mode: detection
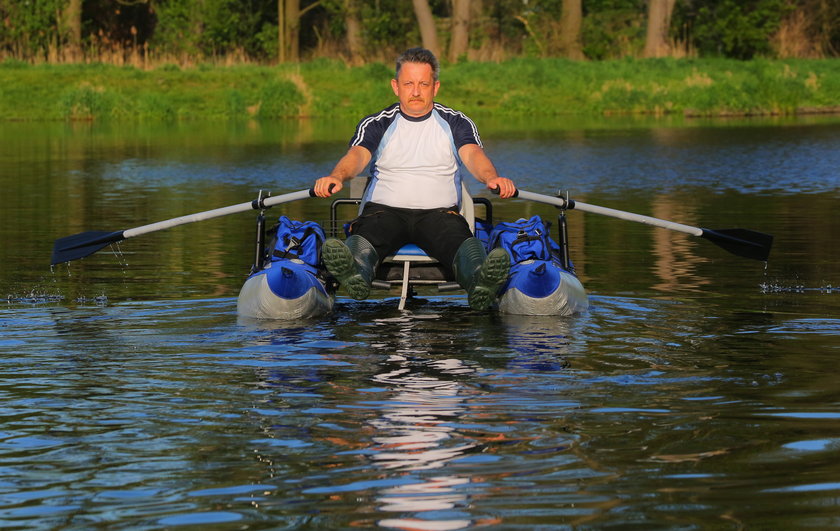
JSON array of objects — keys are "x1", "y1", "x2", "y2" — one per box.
[{"x1": 0, "y1": 289, "x2": 837, "y2": 528}]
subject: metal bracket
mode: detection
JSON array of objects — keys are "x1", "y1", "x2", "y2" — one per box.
[
  {"x1": 250, "y1": 190, "x2": 271, "y2": 274},
  {"x1": 556, "y1": 190, "x2": 572, "y2": 271},
  {"x1": 251, "y1": 189, "x2": 272, "y2": 211}
]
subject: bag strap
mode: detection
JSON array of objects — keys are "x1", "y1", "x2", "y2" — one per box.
[
  {"x1": 272, "y1": 226, "x2": 323, "y2": 261},
  {"x1": 511, "y1": 233, "x2": 545, "y2": 246},
  {"x1": 490, "y1": 226, "x2": 544, "y2": 249}
]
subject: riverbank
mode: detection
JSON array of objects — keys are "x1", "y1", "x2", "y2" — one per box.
[{"x1": 2, "y1": 57, "x2": 838, "y2": 121}]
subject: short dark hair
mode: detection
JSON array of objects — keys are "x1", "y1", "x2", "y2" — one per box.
[{"x1": 395, "y1": 47, "x2": 440, "y2": 81}]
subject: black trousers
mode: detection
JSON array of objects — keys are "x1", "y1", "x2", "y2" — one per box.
[{"x1": 348, "y1": 202, "x2": 473, "y2": 276}]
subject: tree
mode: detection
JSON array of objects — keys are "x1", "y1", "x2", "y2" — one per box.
[
  {"x1": 559, "y1": 0, "x2": 585, "y2": 59},
  {"x1": 278, "y1": 0, "x2": 301, "y2": 62},
  {"x1": 449, "y1": 0, "x2": 471, "y2": 62},
  {"x1": 343, "y1": 0, "x2": 364, "y2": 64},
  {"x1": 674, "y1": 0, "x2": 791, "y2": 59},
  {"x1": 412, "y1": 0, "x2": 440, "y2": 58},
  {"x1": 772, "y1": 0, "x2": 840, "y2": 57},
  {"x1": 60, "y1": 0, "x2": 83, "y2": 60},
  {"x1": 644, "y1": 0, "x2": 677, "y2": 57},
  {"x1": 2, "y1": 0, "x2": 835, "y2": 64},
  {"x1": 279, "y1": 0, "x2": 321, "y2": 62}
]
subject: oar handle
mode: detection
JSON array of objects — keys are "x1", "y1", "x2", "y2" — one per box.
[
  {"x1": 491, "y1": 186, "x2": 575, "y2": 209},
  {"x1": 490, "y1": 186, "x2": 520, "y2": 198},
  {"x1": 257, "y1": 188, "x2": 319, "y2": 208}
]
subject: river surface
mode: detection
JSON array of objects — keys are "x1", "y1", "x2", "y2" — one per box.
[{"x1": 1, "y1": 115, "x2": 839, "y2": 529}]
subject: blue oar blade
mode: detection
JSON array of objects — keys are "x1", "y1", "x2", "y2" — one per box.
[
  {"x1": 701, "y1": 228, "x2": 773, "y2": 261},
  {"x1": 51, "y1": 230, "x2": 125, "y2": 265}
]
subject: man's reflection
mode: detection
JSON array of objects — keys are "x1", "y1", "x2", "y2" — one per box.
[
  {"x1": 367, "y1": 352, "x2": 481, "y2": 530},
  {"x1": 369, "y1": 355, "x2": 477, "y2": 471}
]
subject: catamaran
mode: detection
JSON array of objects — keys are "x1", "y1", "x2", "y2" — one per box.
[{"x1": 51, "y1": 186, "x2": 772, "y2": 319}]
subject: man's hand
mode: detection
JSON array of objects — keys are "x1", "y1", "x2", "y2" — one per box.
[
  {"x1": 486, "y1": 177, "x2": 517, "y2": 198},
  {"x1": 313, "y1": 176, "x2": 343, "y2": 198}
]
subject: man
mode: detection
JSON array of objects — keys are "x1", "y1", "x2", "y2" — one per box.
[{"x1": 313, "y1": 47, "x2": 516, "y2": 311}]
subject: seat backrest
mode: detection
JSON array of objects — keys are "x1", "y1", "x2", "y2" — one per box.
[
  {"x1": 349, "y1": 176, "x2": 369, "y2": 199},
  {"x1": 459, "y1": 181, "x2": 475, "y2": 233}
]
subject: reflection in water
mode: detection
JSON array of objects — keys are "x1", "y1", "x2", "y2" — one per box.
[
  {"x1": 378, "y1": 477, "x2": 473, "y2": 531},
  {"x1": 370, "y1": 355, "x2": 477, "y2": 471},
  {"x1": 345, "y1": 310, "x2": 595, "y2": 530},
  {"x1": 361, "y1": 315, "x2": 489, "y2": 530},
  {"x1": 650, "y1": 195, "x2": 710, "y2": 293},
  {"x1": 239, "y1": 309, "x2": 497, "y2": 529}
]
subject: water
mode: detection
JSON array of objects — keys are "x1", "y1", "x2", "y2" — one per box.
[{"x1": 2, "y1": 116, "x2": 840, "y2": 528}]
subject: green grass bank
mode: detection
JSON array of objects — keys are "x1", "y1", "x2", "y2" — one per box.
[{"x1": 2, "y1": 57, "x2": 838, "y2": 121}]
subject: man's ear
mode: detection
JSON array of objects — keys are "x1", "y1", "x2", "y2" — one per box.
[{"x1": 391, "y1": 78, "x2": 399, "y2": 96}]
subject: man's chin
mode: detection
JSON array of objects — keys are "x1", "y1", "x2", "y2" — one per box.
[{"x1": 404, "y1": 102, "x2": 430, "y2": 115}]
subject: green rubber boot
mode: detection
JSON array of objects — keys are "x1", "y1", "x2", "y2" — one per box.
[
  {"x1": 453, "y1": 237, "x2": 510, "y2": 311},
  {"x1": 322, "y1": 235, "x2": 378, "y2": 300}
]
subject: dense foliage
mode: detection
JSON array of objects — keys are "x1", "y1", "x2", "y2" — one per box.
[{"x1": 0, "y1": 0, "x2": 837, "y2": 64}]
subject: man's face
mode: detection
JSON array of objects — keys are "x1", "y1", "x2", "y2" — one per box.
[{"x1": 391, "y1": 61, "x2": 440, "y2": 117}]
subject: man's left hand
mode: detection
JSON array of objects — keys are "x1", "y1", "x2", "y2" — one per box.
[{"x1": 487, "y1": 177, "x2": 517, "y2": 198}]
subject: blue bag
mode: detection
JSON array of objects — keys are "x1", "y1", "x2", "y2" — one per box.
[
  {"x1": 270, "y1": 216, "x2": 326, "y2": 268},
  {"x1": 474, "y1": 218, "x2": 494, "y2": 249},
  {"x1": 488, "y1": 215, "x2": 558, "y2": 263}
]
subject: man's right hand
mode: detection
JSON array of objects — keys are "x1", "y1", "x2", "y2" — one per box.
[{"x1": 313, "y1": 177, "x2": 343, "y2": 198}]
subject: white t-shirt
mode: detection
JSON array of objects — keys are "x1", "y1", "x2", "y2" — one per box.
[{"x1": 350, "y1": 103, "x2": 482, "y2": 209}]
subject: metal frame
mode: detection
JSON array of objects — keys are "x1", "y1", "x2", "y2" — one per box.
[{"x1": 329, "y1": 187, "x2": 493, "y2": 309}]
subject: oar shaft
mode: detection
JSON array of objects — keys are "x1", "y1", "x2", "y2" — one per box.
[
  {"x1": 122, "y1": 189, "x2": 313, "y2": 239},
  {"x1": 515, "y1": 190, "x2": 703, "y2": 237},
  {"x1": 574, "y1": 201, "x2": 704, "y2": 236}
]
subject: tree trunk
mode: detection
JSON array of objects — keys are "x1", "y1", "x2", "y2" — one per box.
[
  {"x1": 193, "y1": 0, "x2": 206, "y2": 53},
  {"x1": 61, "y1": 0, "x2": 83, "y2": 61},
  {"x1": 449, "y1": 0, "x2": 470, "y2": 62},
  {"x1": 278, "y1": 0, "x2": 285, "y2": 62},
  {"x1": 278, "y1": 0, "x2": 302, "y2": 62},
  {"x1": 344, "y1": 0, "x2": 364, "y2": 64},
  {"x1": 412, "y1": 0, "x2": 440, "y2": 58},
  {"x1": 643, "y1": 0, "x2": 677, "y2": 58},
  {"x1": 559, "y1": 0, "x2": 585, "y2": 60},
  {"x1": 285, "y1": 0, "x2": 300, "y2": 62}
]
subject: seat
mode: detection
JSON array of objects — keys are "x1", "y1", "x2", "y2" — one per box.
[
  {"x1": 330, "y1": 179, "x2": 489, "y2": 310},
  {"x1": 381, "y1": 183, "x2": 475, "y2": 309}
]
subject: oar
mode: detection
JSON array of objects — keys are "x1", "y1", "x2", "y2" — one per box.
[
  {"x1": 51, "y1": 188, "x2": 317, "y2": 265},
  {"x1": 501, "y1": 188, "x2": 773, "y2": 261}
]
